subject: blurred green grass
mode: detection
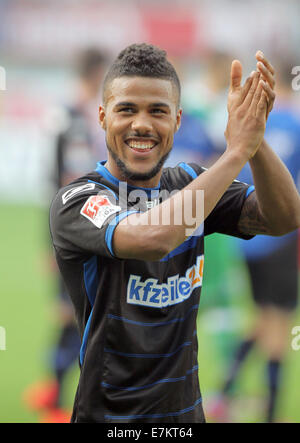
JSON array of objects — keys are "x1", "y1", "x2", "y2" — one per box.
[
  {"x1": 0, "y1": 204, "x2": 77, "y2": 422},
  {"x1": 0, "y1": 204, "x2": 299, "y2": 422}
]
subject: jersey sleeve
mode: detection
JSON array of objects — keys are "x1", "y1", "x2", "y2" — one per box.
[
  {"x1": 187, "y1": 162, "x2": 255, "y2": 239},
  {"x1": 50, "y1": 181, "x2": 139, "y2": 260}
]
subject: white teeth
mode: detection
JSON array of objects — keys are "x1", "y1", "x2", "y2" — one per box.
[{"x1": 127, "y1": 141, "x2": 156, "y2": 150}]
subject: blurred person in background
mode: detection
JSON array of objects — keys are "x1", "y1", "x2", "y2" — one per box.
[
  {"x1": 184, "y1": 50, "x2": 233, "y2": 159},
  {"x1": 23, "y1": 47, "x2": 108, "y2": 423},
  {"x1": 164, "y1": 55, "x2": 217, "y2": 168},
  {"x1": 165, "y1": 107, "x2": 216, "y2": 168},
  {"x1": 207, "y1": 59, "x2": 300, "y2": 423}
]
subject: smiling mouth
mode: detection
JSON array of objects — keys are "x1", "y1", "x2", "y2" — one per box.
[{"x1": 125, "y1": 139, "x2": 158, "y2": 153}]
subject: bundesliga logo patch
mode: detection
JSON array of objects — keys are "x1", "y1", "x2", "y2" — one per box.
[
  {"x1": 127, "y1": 255, "x2": 204, "y2": 308},
  {"x1": 80, "y1": 195, "x2": 121, "y2": 229}
]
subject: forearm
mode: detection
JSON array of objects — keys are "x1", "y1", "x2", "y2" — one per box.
[
  {"x1": 249, "y1": 139, "x2": 300, "y2": 235},
  {"x1": 114, "y1": 149, "x2": 248, "y2": 260}
]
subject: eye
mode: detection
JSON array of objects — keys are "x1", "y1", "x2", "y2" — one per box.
[
  {"x1": 151, "y1": 108, "x2": 166, "y2": 114},
  {"x1": 118, "y1": 107, "x2": 135, "y2": 113}
]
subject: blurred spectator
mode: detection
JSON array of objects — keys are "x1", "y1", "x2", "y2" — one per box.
[
  {"x1": 166, "y1": 111, "x2": 216, "y2": 167},
  {"x1": 23, "y1": 47, "x2": 108, "y2": 423},
  {"x1": 183, "y1": 50, "x2": 233, "y2": 158},
  {"x1": 54, "y1": 47, "x2": 108, "y2": 187},
  {"x1": 208, "y1": 58, "x2": 300, "y2": 423}
]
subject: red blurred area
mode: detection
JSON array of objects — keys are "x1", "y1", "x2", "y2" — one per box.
[{"x1": 141, "y1": 6, "x2": 204, "y2": 56}]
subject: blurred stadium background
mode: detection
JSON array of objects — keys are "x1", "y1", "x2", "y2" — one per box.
[{"x1": 0, "y1": 0, "x2": 299, "y2": 423}]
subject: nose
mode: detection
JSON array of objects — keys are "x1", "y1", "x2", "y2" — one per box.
[{"x1": 131, "y1": 111, "x2": 153, "y2": 135}]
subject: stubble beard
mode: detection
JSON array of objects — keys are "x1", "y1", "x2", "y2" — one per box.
[{"x1": 106, "y1": 143, "x2": 172, "y2": 182}]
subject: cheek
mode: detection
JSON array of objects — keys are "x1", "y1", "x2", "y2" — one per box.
[
  {"x1": 106, "y1": 118, "x2": 126, "y2": 143},
  {"x1": 166, "y1": 134, "x2": 174, "y2": 150},
  {"x1": 161, "y1": 124, "x2": 175, "y2": 148},
  {"x1": 157, "y1": 120, "x2": 175, "y2": 143}
]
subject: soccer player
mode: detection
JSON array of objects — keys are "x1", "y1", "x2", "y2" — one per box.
[{"x1": 49, "y1": 44, "x2": 300, "y2": 423}]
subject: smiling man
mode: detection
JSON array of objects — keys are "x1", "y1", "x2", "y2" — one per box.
[
  {"x1": 99, "y1": 48, "x2": 182, "y2": 187},
  {"x1": 50, "y1": 44, "x2": 300, "y2": 423}
]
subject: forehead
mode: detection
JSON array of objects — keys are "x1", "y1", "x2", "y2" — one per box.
[{"x1": 105, "y1": 76, "x2": 178, "y2": 108}]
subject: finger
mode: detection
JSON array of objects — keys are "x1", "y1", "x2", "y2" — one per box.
[
  {"x1": 235, "y1": 73, "x2": 254, "y2": 106},
  {"x1": 242, "y1": 71, "x2": 260, "y2": 109},
  {"x1": 257, "y1": 61, "x2": 275, "y2": 89},
  {"x1": 249, "y1": 78, "x2": 264, "y2": 115},
  {"x1": 256, "y1": 50, "x2": 275, "y2": 75},
  {"x1": 256, "y1": 89, "x2": 268, "y2": 120},
  {"x1": 260, "y1": 79, "x2": 275, "y2": 115},
  {"x1": 230, "y1": 59, "x2": 243, "y2": 92}
]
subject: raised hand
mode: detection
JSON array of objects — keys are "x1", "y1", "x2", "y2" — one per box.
[
  {"x1": 255, "y1": 50, "x2": 276, "y2": 117},
  {"x1": 225, "y1": 59, "x2": 269, "y2": 160}
]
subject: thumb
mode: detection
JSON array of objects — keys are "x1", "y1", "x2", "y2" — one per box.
[{"x1": 230, "y1": 59, "x2": 243, "y2": 91}]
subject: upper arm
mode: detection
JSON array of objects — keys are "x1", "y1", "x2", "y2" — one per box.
[
  {"x1": 50, "y1": 184, "x2": 138, "y2": 259},
  {"x1": 113, "y1": 213, "x2": 170, "y2": 261},
  {"x1": 50, "y1": 182, "x2": 165, "y2": 262},
  {"x1": 237, "y1": 191, "x2": 274, "y2": 236}
]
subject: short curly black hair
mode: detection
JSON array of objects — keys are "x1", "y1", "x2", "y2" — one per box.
[{"x1": 103, "y1": 43, "x2": 181, "y2": 106}]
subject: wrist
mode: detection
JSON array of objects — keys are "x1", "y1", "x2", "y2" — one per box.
[
  {"x1": 224, "y1": 146, "x2": 250, "y2": 167},
  {"x1": 249, "y1": 138, "x2": 266, "y2": 164}
]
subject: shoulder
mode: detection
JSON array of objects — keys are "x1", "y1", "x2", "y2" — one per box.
[
  {"x1": 50, "y1": 172, "x2": 118, "y2": 219},
  {"x1": 52, "y1": 174, "x2": 97, "y2": 203},
  {"x1": 49, "y1": 173, "x2": 124, "y2": 258}
]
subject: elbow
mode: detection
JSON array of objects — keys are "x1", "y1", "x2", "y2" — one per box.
[
  {"x1": 271, "y1": 213, "x2": 300, "y2": 236},
  {"x1": 271, "y1": 227, "x2": 292, "y2": 237},
  {"x1": 285, "y1": 215, "x2": 300, "y2": 235},
  {"x1": 143, "y1": 248, "x2": 170, "y2": 262},
  {"x1": 137, "y1": 229, "x2": 173, "y2": 261},
  {"x1": 141, "y1": 237, "x2": 171, "y2": 262},
  {"x1": 284, "y1": 200, "x2": 300, "y2": 234}
]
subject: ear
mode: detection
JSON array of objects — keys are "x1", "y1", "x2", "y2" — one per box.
[
  {"x1": 99, "y1": 105, "x2": 106, "y2": 130},
  {"x1": 175, "y1": 108, "x2": 182, "y2": 133}
]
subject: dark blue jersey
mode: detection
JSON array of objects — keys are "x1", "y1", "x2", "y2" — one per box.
[{"x1": 49, "y1": 161, "x2": 252, "y2": 423}]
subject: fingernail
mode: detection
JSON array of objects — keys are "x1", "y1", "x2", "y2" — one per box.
[{"x1": 258, "y1": 51, "x2": 264, "y2": 58}]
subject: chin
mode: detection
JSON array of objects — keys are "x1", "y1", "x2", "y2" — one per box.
[{"x1": 109, "y1": 145, "x2": 170, "y2": 182}]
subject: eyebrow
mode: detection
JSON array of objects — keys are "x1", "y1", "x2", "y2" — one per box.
[
  {"x1": 149, "y1": 102, "x2": 170, "y2": 109},
  {"x1": 115, "y1": 102, "x2": 136, "y2": 108},
  {"x1": 114, "y1": 101, "x2": 171, "y2": 109}
]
